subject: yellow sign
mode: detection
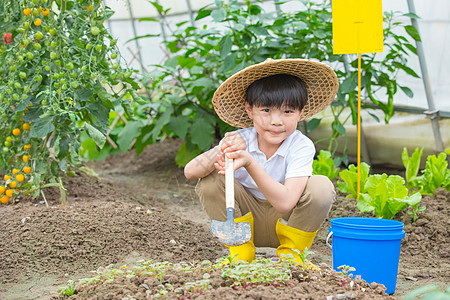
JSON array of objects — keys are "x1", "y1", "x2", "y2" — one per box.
[{"x1": 332, "y1": 0, "x2": 384, "y2": 54}]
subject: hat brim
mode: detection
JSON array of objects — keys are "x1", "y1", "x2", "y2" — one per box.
[{"x1": 212, "y1": 59, "x2": 339, "y2": 128}]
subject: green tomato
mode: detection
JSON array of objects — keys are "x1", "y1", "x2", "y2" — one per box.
[
  {"x1": 33, "y1": 8, "x2": 39, "y2": 16},
  {"x1": 112, "y1": 63, "x2": 119, "y2": 69},
  {"x1": 66, "y1": 62, "x2": 74, "y2": 70},
  {"x1": 110, "y1": 39, "x2": 117, "y2": 47},
  {"x1": 71, "y1": 81, "x2": 78, "y2": 88},
  {"x1": 95, "y1": 44, "x2": 102, "y2": 52},
  {"x1": 34, "y1": 42, "x2": 41, "y2": 50},
  {"x1": 17, "y1": 55, "x2": 24, "y2": 62},
  {"x1": 14, "y1": 82, "x2": 21, "y2": 89},
  {"x1": 60, "y1": 78, "x2": 67, "y2": 84},
  {"x1": 111, "y1": 52, "x2": 118, "y2": 59},
  {"x1": 54, "y1": 82, "x2": 60, "y2": 88},
  {"x1": 22, "y1": 94, "x2": 28, "y2": 100},
  {"x1": 35, "y1": 31, "x2": 44, "y2": 40},
  {"x1": 23, "y1": 38, "x2": 30, "y2": 46},
  {"x1": 19, "y1": 72, "x2": 27, "y2": 79},
  {"x1": 3, "y1": 147, "x2": 9, "y2": 153},
  {"x1": 12, "y1": 93, "x2": 19, "y2": 101},
  {"x1": 45, "y1": 66, "x2": 50, "y2": 71},
  {"x1": 90, "y1": 26, "x2": 100, "y2": 36},
  {"x1": 0, "y1": 93, "x2": 3, "y2": 101},
  {"x1": 54, "y1": 60, "x2": 61, "y2": 66},
  {"x1": 50, "y1": 41, "x2": 58, "y2": 48},
  {"x1": 81, "y1": 66, "x2": 87, "y2": 72},
  {"x1": 23, "y1": 22, "x2": 30, "y2": 30},
  {"x1": 35, "y1": 74, "x2": 43, "y2": 82},
  {"x1": 50, "y1": 51, "x2": 57, "y2": 59},
  {"x1": 4, "y1": 140, "x2": 11, "y2": 147},
  {"x1": 124, "y1": 71, "x2": 132, "y2": 79},
  {"x1": 49, "y1": 28, "x2": 56, "y2": 36},
  {"x1": 26, "y1": 52, "x2": 34, "y2": 59},
  {"x1": 10, "y1": 65, "x2": 16, "y2": 71},
  {"x1": 41, "y1": 99, "x2": 47, "y2": 105},
  {"x1": 86, "y1": 43, "x2": 93, "y2": 50},
  {"x1": 70, "y1": 72, "x2": 77, "y2": 78},
  {"x1": 6, "y1": 136, "x2": 12, "y2": 143}
]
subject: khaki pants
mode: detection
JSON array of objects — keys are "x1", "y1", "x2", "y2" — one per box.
[{"x1": 195, "y1": 172, "x2": 335, "y2": 248}]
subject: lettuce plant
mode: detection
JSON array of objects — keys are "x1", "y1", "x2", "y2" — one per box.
[
  {"x1": 337, "y1": 162, "x2": 370, "y2": 199},
  {"x1": 402, "y1": 147, "x2": 450, "y2": 195},
  {"x1": 357, "y1": 174, "x2": 422, "y2": 219},
  {"x1": 312, "y1": 150, "x2": 339, "y2": 181}
]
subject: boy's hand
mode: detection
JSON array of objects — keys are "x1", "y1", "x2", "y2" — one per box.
[
  {"x1": 220, "y1": 131, "x2": 246, "y2": 154},
  {"x1": 215, "y1": 150, "x2": 253, "y2": 175}
]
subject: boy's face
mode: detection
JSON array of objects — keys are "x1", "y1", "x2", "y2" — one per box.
[{"x1": 245, "y1": 102, "x2": 302, "y2": 149}]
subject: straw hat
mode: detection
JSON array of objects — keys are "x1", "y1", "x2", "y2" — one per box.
[{"x1": 212, "y1": 58, "x2": 339, "y2": 128}]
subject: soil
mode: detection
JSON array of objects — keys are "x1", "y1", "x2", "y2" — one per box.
[{"x1": 0, "y1": 138, "x2": 448, "y2": 299}]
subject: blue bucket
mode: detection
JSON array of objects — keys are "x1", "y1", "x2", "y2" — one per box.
[{"x1": 327, "y1": 217, "x2": 405, "y2": 294}]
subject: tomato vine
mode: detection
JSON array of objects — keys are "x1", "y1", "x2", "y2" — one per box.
[{"x1": 0, "y1": 0, "x2": 140, "y2": 204}]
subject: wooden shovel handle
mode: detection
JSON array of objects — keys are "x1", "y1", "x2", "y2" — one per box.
[{"x1": 225, "y1": 156, "x2": 234, "y2": 209}]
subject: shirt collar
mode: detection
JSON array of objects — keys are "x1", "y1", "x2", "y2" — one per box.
[{"x1": 247, "y1": 127, "x2": 296, "y2": 158}]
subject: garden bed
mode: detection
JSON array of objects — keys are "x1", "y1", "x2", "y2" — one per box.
[{"x1": 0, "y1": 139, "x2": 448, "y2": 299}]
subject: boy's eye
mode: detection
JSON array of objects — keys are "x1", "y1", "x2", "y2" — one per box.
[
  {"x1": 262, "y1": 108, "x2": 271, "y2": 112},
  {"x1": 284, "y1": 110, "x2": 293, "y2": 114}
]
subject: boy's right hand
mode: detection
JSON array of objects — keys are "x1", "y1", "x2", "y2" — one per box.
[{"x1": 220, "y1": 131, "x2": 246, "y2": 154}]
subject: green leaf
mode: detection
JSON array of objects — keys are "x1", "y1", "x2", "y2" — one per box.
[
  {"x1": 175, "y1": 142, "x2": 202, "y2": 167},
  {"x1": 117, "y1": 121, "x2": 145, "y2": 152},
  {"x1": 404, "y1": 25, "x2": 421, "y2": 41},
  {"x1": 393, "y1": 62, "x2": 420, "y2": 78},
  {"x1": 307, "y1": 118, "x2": 321, "y2": 131},
  {"x1": 167, "y1": 115, "x2": 190, "y2": 139},
  {"x1": 211, "y1": 7, "x2": 227, "y2": 22},
  {"x1": 152, "y1": 105, "x2": 174, "y2": 140},
  {"x1": 85, "y1": 123, "x2": 106, "y2": 149},
  {"x1": 312, "y1": 150, "x2": 339, "y2": 180},
  {"x1": 340, "y1": 76, "x2": 357, "y2": 93},
  {"x1": 177, "y1": 56, "x2": 196, "y2": 69},
  {"x1": 77, "y1": 89, "x2": 94, "y2": 101},
  {"x1": 29, "y1": 117, "x2": 55, "y2": 139},
  {"x1": 357, "y1": 194, "x2": 375, "y2": 213},
  {"x1": 219, "y1": 35, "x2": 233, "y2": 57},
  {"x1": 195, "y1": 8, "x2": 212, "y2": 21},
  {"x1": 190, "y1": 116, "x2": 215, "y2": 150},
  {"x1": 402, "y1": 147, "x2": 423, "y2": 189},
  {"x1": 400, "y1": 85, "x2": 414, "y2": 98},
  {"x1": 337, "y1": 162, "x2": 370, "y2": 198}
]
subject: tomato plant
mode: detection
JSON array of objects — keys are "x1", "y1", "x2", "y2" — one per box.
[{"x1": 0, "y1": 0, "x2": 140, "y2": 204}]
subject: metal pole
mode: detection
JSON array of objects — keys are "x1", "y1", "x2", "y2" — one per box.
[
  {"x1": 155, "y1": 0, "x2": 168, "y2": 44},
  {"x1": 185, "y1": 0, "x2": 195, "y2": 27},
  {"x1": 126, "y1": 0, "x2": 145, "y2": 71},
  {"x1": 406, "y1": 0, "x2": 444, "y2": 153}
]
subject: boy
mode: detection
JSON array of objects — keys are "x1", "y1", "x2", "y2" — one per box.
[{"x1": 184, "y1": 59, "x2": 339, "y2": 267}]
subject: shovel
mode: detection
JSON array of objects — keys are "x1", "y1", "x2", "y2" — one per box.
[{"x1": 210, "y1": 156, "x2": 252, "y2": 246}]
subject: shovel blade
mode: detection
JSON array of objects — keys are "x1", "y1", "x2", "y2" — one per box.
[{"x1": 210, "y1": 218, "x2": 251, "y2": 247}]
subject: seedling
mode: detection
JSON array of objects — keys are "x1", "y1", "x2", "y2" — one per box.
[{"x1": 336, "y1": 265, "x2": 357, "y2": 287}]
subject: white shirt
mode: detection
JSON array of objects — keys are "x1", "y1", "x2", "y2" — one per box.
[{"x1": 231, "y1": 127, "x2": 315, "y2": 200}]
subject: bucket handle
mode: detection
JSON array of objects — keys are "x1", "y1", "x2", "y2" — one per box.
[{"x1": 326, "y1": 231, "x2": 333, "y2": 249}]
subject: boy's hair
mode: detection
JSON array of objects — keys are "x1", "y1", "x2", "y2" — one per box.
[{"x1": 245, "y1": 74, "x2": 308, "y2": 110}]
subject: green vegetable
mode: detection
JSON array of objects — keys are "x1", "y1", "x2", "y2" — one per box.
[
  {"x1": 357, "y1": 174, "x2": 422, "y2": 219},
  {"x1": 402, "y1": 147, "x2": 450, "y2": 195},
  {"x1": 337, "y1": 162, "x2": 370, "y2": 199},
  {"x1": 312, "y1": 150, "x2": 339, "y2": 181},
  {"x1": 419, "y1": 153, "x2": 450, "y2": 195},
  {"x1": 402, "y1": 147, "x2": 423, "y2": 190}
]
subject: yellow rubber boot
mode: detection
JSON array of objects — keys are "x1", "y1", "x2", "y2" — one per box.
[
  {"x1": 225, "y1": 212, "x2": 255, "y2": 264},
  {"x1": 276, "y1": 219, "x2": 320, "y2": 270}
]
